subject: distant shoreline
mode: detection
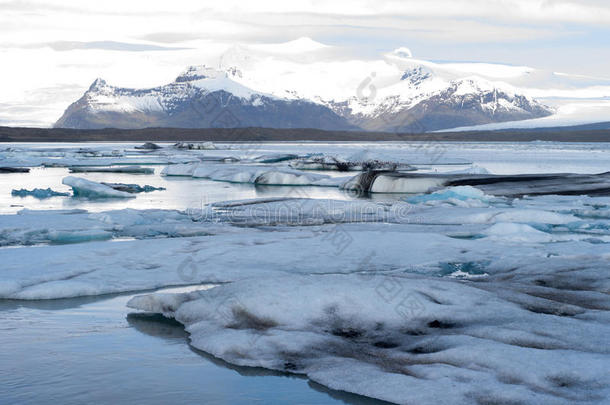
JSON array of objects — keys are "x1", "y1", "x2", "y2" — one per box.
[{"x1": 1, "y1": 125, "x2": 610, "y2": 143}]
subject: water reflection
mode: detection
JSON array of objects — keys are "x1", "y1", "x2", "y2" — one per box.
[
  {"x1": 127, "y1": 309, "x2": 392, "y2": 405},
  {"x1": 1, "y1": 285, "x2": 391, "y2": 405}
]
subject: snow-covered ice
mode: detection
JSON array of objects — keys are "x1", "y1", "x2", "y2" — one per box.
[
  {"x1": 162, "y1": 163, "x2": 348, "y2": 187},
  {"x1": 62, "y1": 176, "x2": 135, "y2": 198},
  {"x1": 1, "y1": 141, "x2": 610, "y2": 404},
  {"x1": 128, "y1": 270, "x2": 610, "y2": 405}
]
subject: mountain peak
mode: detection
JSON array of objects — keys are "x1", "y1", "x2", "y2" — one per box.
[
  {"x1": 175, "y1": 65, "x2": 225, "y2": 83},
  {"x1": 88, "y1": 78, "x2": 108, "y2": 91}
]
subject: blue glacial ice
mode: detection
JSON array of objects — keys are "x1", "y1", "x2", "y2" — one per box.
[{"x1": 11, "y1": 188, "x2": 70, "y2": 199}]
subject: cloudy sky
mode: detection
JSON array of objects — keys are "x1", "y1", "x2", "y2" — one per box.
[{"x1": 1, "y1": 0, "x2": 610, "y2": 127}]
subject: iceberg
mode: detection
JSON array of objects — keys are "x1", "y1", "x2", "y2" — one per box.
[
  {"x1": 11, "y1": 188, "x2": 70, "y2": 199},
  {"x1": 341, "y1": 171, "x2": 610, "y2": 196},
  {"x1": 62, "y1": 176, "x2": 135, "y2": 198},
  {"x1": 341, "y1": 171, "x2": 446, "y2": 194},
  {"x1": 134, "y1": 142, "x2": 162, "y2": 150}
]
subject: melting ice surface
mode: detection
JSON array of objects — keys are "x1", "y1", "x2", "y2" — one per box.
[{"x1": 1, "y1": 141, "x2": 610, "y2": 404}]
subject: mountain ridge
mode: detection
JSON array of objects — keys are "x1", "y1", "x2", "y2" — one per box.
[{"x1": 55, "y1": 49, "x2": 554, "y2": 132}]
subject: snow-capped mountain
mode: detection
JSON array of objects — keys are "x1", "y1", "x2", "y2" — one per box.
[
  {"x1": 55, "y1": 66, "x2": 355, "y2": 130},
  {"x1": 56, "y1": 43, "x2": 554, "y2": 132}
]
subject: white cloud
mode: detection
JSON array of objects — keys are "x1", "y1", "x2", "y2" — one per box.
[{"x1": 0, "y1": 0, "x2": 609, "y2": 126}]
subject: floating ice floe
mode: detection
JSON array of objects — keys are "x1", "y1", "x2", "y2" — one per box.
[
  {"x1": 62, "y1": 176, "x2": 135, "y2": 198},
  {"x1": 162, "y1": 163, "x2": 349, "y2": 187},
  {"x1": 68, "y1": 166, "x2": 154, "y2": 174},
  {"x1": 0, "y1": 208, "x2": 235, "y2": 247},
  {"x1": 290, "y1": 152, "x2": 415, "y2": 172},
  {"x1": 0, "y1": 146, "x2": 198, "y2": 168},
  {"x1": 203, "y1": 197, "x2": 412, "y2": 225},
  {"x1": 342, "y1": 171, "x2": 610, "y2": 196},
  {"x1": 128, "y1": 271, "x2": 610, "y2": 405},
  {"x1": 11, "y1": 188, "x2": 71, "y2": 199},
  {"x1": 173, "y1": 141, "x2": 216, "y2": 150},
  {"x1": 252, "y1": 153, "x2": 301, "y2": 163},
  {"x1": 99, "y1": 183, "x2": 165, "y2": 193},
  {"x1": 134, "y1": 142, "x2": 162, "y2": 150}
]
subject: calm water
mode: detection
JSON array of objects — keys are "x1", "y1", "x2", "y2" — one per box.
[
  {"x1": 0, "y1": 166, "x2": 358, "y2": 214},
  {"x1": 0, "y1": 286, "x2": 388, "y2": 405}
]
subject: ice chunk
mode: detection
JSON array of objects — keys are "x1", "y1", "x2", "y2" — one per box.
[
  {"x1": 173, "y1": 142, "x2": 216, "y2": 150},
  {"x1": 68, "y1": 166, "x2": 154, "y2": 174},
  {"x1": 161, "y1": 163, "x2": 198, "y2": 176},
  {"x1": 252, "y1": 153, "x2": 300, "y2": 163},
  {"x1": 290, "y1": 154, "x2": 413, "y2": 172},
  {"x1": 407, "y1": 186, "x2": 490, "y2": 205},
  {"x1": 62, "y1": 176, "x2": 135, "y2": 198},
  {"x1": 343, "y1": 171, "x2": 610, "y2": 196},
  {"x1": 100, "y1": 183, "x2": 165, "y2": 193},
  {"x1": 11, "y1": 188, "x2": 70, "y2": 199},
  {"x1": 164, "y1": 163, "x2": 346, "y2": 187},
  {"x1": 134, "y1": 142, "x2": 162, "y2": 150},
  {"x1": 369, "y1": 173, "x2": 446, "y2": 193}
]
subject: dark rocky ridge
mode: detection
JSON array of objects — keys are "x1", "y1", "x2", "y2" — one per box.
[{"x1": 2, "y1": 125, "x2": 610, "y2": 143}]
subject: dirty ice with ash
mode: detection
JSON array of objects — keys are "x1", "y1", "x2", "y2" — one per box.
[{"x1": 1, "y1": 141, "x2": 609, "y2": 404}]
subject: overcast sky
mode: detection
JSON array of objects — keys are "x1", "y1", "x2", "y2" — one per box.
[{"x1": 1, "y1": 0, "x2": 610, "y2": 126}]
